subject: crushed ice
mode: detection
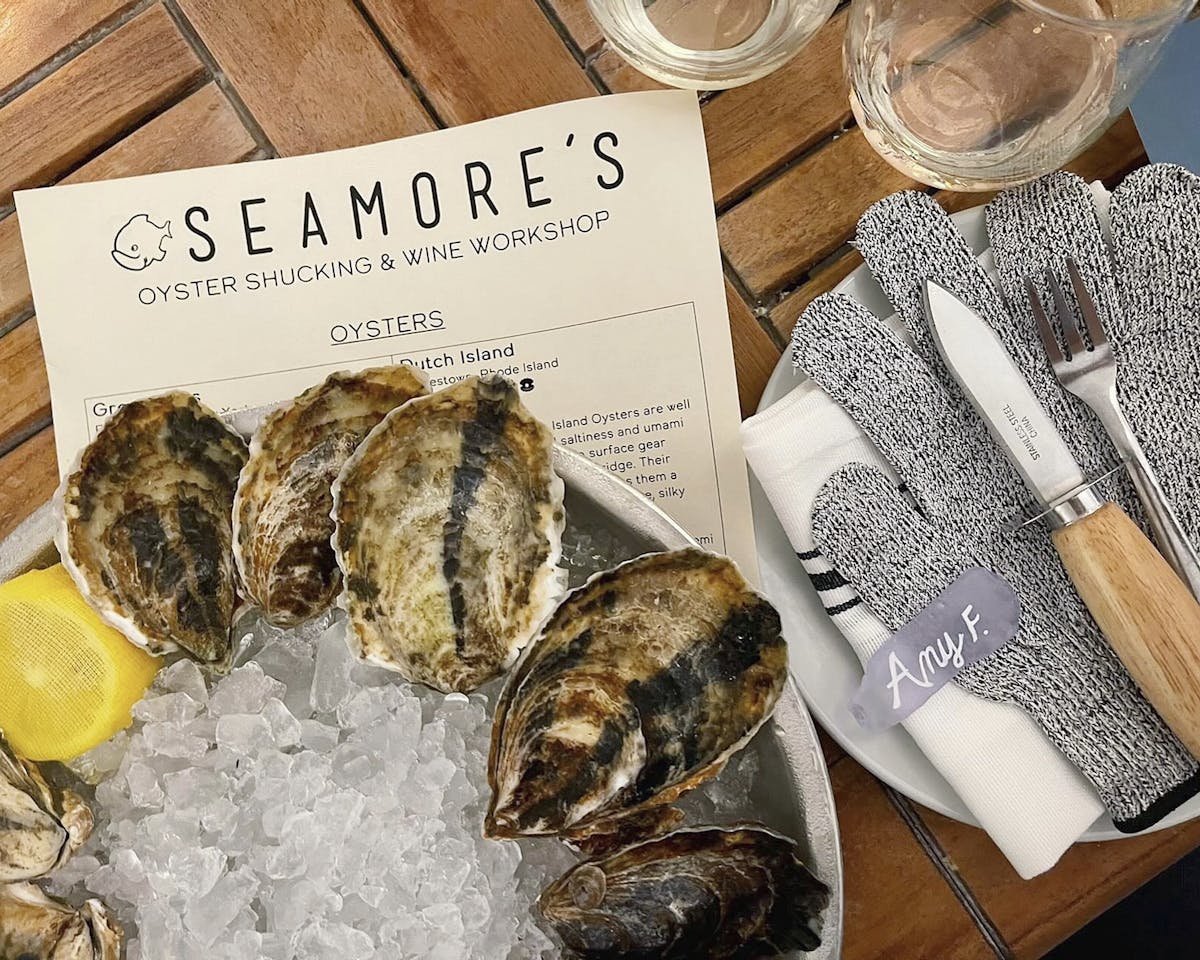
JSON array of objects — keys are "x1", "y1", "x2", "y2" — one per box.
[{"x1": 52, "y1": 526, "x2": 762, "y2": 959}]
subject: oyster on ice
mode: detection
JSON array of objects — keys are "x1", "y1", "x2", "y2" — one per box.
[
  {"x1": 57, "y1": 393, "x2": 248, "y2": 663},
  {"x1": 539, "y1": 826, "x2": 829, "y2": 959},
  {"x1": 0, "y1": 883, "x2": 120, "y2": 960},
  {"x1": 486, "y1": 549, "x2": 786, "y2": 849},
  {"x1": 234, "y1": 365, "x2": 428, "y2": 625},
  {"x1": 1, "y1": 734, "x2": 92, "y2": 882},
  {"x1": 333, "y1": 375, "x2": 565, "y2": 692}
]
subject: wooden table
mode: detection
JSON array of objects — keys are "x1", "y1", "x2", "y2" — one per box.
[{"x1": 1, "y1": 2, "x2": 1197, "y2": 957}]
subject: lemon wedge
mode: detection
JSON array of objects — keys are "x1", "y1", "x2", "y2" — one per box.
[{"x1": 0, "y1": 564, "x2": 160, "y2": 760}]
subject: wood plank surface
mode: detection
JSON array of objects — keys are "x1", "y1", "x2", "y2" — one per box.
[
  {"x1": 0, "y1": 428, "x2": 58, "y2": 539},
  {"x1": 702, "y1": 10, "x2": 850, "y2": 208},
  {"x1": 175, "y1": 0, "x2": 435, "y2": 155},
  {"x1": 545, "y1": 0, "x2": 606, "y2": 55},
  {"x1": 718, "y1": 129, "x2": 919, "y2": 297},
  {"x1": 0, "y1": 320, "x2": 49, "y2": 450},
  {"x1": 770, "y1": 251, "x2": 863, "y2": 341},
  {"x1": 66, "y1": 81, "x2": 258, "y2": 181},
  {"x1": 0, "y1": 83, "x2": 256, "y2": 329},
  {"x1": 835, "y1": 760, "x2": 995, "y2": 960},
  {"x1": 592, "y1": 46, "x2": 669, "y2": 92},
  {"x1": 724, "y1": 280, "x2": 781, "y2": 417},
  {"x1": 0, "y1": 5, "x2": 205, "y2": 206},
  {"x1": 0, "y1": 220, "x2": 30, "y2": 334},
  {"x1": 363, "y1": 0, "x2": 596, "y2": 124},
  {"x1": 924, "y1": 807, "x2": 1200, "y2": 959},
  {"x1": 0, "y1": 0, "x2": 138, "y2": 96}
]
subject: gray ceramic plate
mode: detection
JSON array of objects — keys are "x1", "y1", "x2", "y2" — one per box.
[{"x1": 0, "y1": 439, "x2": 844, "y2": 958}]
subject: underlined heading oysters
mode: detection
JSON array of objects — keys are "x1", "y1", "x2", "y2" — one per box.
[
  {"x1": 539, "y1": 826, "x2": 829, "y2": 959},
  {"x1": 333, "y1": 375, "x2": 565, "y2": 693},
  {"x1": 486, "y1": 549, "x2": 786, "y2": 849},
  {"x1": 1, "y1": 733, "x2": 92, "y2": 882},
  {"x1": 234, "y1": 366, "x2": 428, "y2": 625},
  {"x1": 57, "y1": 393, "x2": 248, "y2": 663}
]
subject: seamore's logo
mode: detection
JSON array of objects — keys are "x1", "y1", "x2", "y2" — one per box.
[{"x1": 111, "y1": 214, "x2": 172, "y2": 270}]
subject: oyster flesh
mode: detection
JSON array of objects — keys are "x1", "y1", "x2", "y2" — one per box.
[
  {"x1": 57, "y1": 392, "x2": 249, "y2": 663},
  {"x1": 234, "y1": 365, "x2": 428, "y2": 625},
  {"x1": 539, "y1": 826, "x2": 829, "y2": 959},
  {"x1": 1, "y1": 734, "x2": 92, "y2": 882},
  {"x1": 333, "y1": 375, "x2": 565, "y2": 692},
  {"x1": 486, "y1": 549, "x2": 786, "y2": 848},
  {"x1": 0, "y1": 883, "x2": 120, "y2": 960}
]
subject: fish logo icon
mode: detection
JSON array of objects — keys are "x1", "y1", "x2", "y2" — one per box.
[{"x1": 111, "y1": 214, "x2": 172, "y2": 271}]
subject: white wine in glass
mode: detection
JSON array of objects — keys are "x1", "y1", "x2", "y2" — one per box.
[
  {"x1": 846, "y1": 0, "x2": 1193, "y2": 189},
  {"x1": 587, "y1": 0, "x2": 840, "y2": 88}
]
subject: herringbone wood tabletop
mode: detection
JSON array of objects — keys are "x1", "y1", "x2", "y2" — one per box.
[{"x1": 0, "y1": 2, "x2": 1196, "y2": 957}]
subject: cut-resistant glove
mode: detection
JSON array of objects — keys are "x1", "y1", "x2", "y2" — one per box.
[
  {"x1": 986, "y1": 164, "x2": 1200, "y2": 542},
  {"x1": 741, "y1": 380, "x2": 1105, "y2": 878},
  {"x1": 792, "y1": 188, "x2": 1200, "y2": 831}
]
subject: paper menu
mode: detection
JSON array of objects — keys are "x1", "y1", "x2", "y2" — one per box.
[{"x1": 15, "y1": 90, "x2": 756, "y2": 574}]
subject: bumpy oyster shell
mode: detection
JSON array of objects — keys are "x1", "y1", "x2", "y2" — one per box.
[
  {"x1": 486, "y1": 549, "x2": 786, "y2": 849},
  {"x1": 0, "y1": 883, "x2": 120, "y2": 960},
  {"x1": 56, "y1": 393, "x2": 248, "y2": 663},
  {"x1": 1, "y1": 734, "x2": 92, "y2": 883},
  {"x1": 332, "y1": 375, "x2": 565, "y2": 693},
  {"x1": 539, "y1": 825, "x2": 829, "y2": 959},
  {"x1": 233, "y1": 365, "x2": 428, "y2": 625}
]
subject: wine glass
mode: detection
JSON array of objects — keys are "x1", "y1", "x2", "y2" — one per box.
[
  {"x1": 587, "y1": 0, "x2": 841, "y2": 89},
  {"x1": 845, "y1": 0, "x2": 1193, "y2": 189}
]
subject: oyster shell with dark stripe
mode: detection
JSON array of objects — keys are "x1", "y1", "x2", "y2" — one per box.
[
  {"x1": 1, "y1": 732, "x2": 92, "y2": 882},
  {"x1": 485, "y1": 549, "x2": 786, "y2": 848},
  {"x1": 57, "y1": 392, "x2": 248, "y2": 663},
  {"x1": 234, "y1": 365, "x2": 428, "y2": 625},
  {"x1": 0, "y1": 883, "x2": 121, "y2": 960},
  {"x1": 539, "y1": 825, "x2": 829, "y2": 959},
  {"x1": 332, "y1": 375, "x2": 565, "y2": 693}
]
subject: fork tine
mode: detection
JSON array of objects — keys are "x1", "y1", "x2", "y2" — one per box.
[
  {"x1": 1046, "y1": 268, "x2": 1087, "y2": 358},
  {"x1": 1025, "y1": 276, "x2": 1064, "y2": 365},
  {"x1": 1065, "y1": 258, "x2": 1108, "y2": 348}
]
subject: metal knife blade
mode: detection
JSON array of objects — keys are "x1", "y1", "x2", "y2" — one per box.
[
  {"x1": 923, "y1": 287, "x2": 1200, "y2": 758},
  {"x1": 923, "y1": 280, "x2": 1085, "y2": 506}
]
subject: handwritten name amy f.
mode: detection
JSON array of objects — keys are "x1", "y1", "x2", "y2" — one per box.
[{"x1": 886, "y1": 605, "x2": 987, "y2": 710}]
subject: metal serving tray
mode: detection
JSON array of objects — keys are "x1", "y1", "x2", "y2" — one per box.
[{"x1": 0, "y1": 443, "x2": 844, "y2": 959}]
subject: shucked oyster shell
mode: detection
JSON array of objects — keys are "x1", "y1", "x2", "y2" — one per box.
[
  {"x1": 333, "y1": 375, "x2": 565, "y2": 693},
  {"x1": 1, "y1": 733, "x2": 92, "y2": 882},
  {"x1": 233, "y1": 366, "x2": 428, "y2": 625},
  {"x1": 539, "y1": 825, "x2": 829, "y2": 959},
  {"x1": 0, "y1": 883, "x2": 121, "y2": 960},
  {"x1": 486, "y1": 549, "x2": 786, "y2": 850},
  {"x1": 57, "y1": 393, "x2": 248, "y2": 663}
]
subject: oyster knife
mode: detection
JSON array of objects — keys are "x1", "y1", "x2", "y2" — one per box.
[{"x1": 923, "y1": 279, "x2": 1200, "y2": 760}]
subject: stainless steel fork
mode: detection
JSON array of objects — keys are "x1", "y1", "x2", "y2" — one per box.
[{"x1": 1026, "y1": 259, "x2": 1200, "y2": 601}]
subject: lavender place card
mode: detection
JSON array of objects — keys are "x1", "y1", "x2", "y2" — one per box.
[{"x1": 850, "y1": 567, "x2": 1020, "y2": 732}]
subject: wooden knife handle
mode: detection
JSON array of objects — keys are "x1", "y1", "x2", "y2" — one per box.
[{"x1": 1053, "y1": 501, "x2": 1200, "y2": 759}]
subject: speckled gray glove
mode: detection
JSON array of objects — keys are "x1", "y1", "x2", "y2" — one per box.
[
  {"x1": 987, "y1": 164, "x2": 1200, "y2": 540},
  {"x1": 792, "y1": 187, "x2": 1200, "y2": 831}
]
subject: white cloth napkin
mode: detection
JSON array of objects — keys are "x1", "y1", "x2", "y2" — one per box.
[{"x1": 742, "y1": 380, "x2": 1105, "y2": 878}]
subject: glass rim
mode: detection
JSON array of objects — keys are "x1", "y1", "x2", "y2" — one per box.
[
  {"x1": 1012, "y1": 0, "x2": 1192, "y2": 32},
  {"x1": 584, "y1": 0, "x2": 840, "y2": 88}
]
